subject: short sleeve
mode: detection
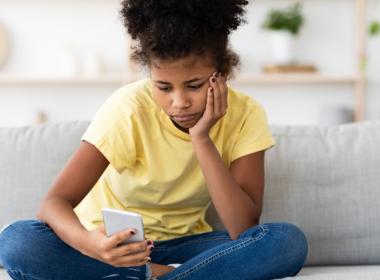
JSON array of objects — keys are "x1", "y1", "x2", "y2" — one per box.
[
  {"x1": 230, "y1": 102, "x2": 276, "y2": 162},
  {"x1": 81, "y1": 95, "x2": 137, "y2": 174}
]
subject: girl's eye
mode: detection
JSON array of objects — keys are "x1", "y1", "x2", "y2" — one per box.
[
  {"x1": 158, "y1": 87, "x2": 171, "y2": 92},
  {"x1": 188, "y1": 84, "x2": 202, "y2": 90},
  {"x1": 156, "y1": 83, "x2": 203, "y2": 92}
]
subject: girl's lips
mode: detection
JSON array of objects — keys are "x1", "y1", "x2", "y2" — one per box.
[{"x1": 172, "y1": 113, "x2": 198, "y2": 122}]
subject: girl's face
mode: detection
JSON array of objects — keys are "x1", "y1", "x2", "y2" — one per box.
[{"x1": 150, "y1": 55, "x2": 216, "y2": 133}]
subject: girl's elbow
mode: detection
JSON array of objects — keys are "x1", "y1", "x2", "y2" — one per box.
[
  {"x1": 229, "y1": 219, "x2": 261, "y2": 240},
  {"x1": 36, "y1": 201, "x2": 47, "y2": 221}
]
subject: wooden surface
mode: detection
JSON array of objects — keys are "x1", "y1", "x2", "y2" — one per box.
[{"x1": 262, "y1": 64, "x2": 318, "y2": 74}]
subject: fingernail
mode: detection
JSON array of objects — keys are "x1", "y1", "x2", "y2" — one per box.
[
  {"x1": 145, "y1": 257, "x2": 151, "y2": 263},
  {"x1": 148, "y1": 245, "x2": 155, "y2": 250}
]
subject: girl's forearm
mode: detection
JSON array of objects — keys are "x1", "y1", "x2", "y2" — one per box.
[
  {"x1": 37, "y1": 197, "x2": 90, "y2": 254},
  {"x1": 191, "y1": 135, "x2": 260, "y2": 240}
]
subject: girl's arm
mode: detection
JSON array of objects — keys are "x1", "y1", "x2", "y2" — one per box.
[
  {"x1": 190, "y1": 73, "x2": 265, "y2": 240},
  {"x1": 37, "y1": 141, "x2": 153, "y2": 267},
  {"x1": 37, "y1": 141, "x2": 110, "y2": 251},
  {"x1": 192, "y1": 137, "x2": 265, "y2": 240}
]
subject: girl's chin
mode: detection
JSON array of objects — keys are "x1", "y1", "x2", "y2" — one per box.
[
  {"x1": 171, "y1": 118, "x2": 198, "y2": 132},
  {"x1": 176, "y1": 121, "x2": 195, "y2": 128}
]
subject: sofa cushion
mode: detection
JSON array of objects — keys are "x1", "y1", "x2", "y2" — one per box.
[
  {"x1": 259, "y1": 121, "x2": 380, "y2": 265},
  {"x1": 0, "y1": 121, "x2": 89, "y2": 230},
  {"x1": 284, "y1": 265, "x2": 380, "y2": 279}
]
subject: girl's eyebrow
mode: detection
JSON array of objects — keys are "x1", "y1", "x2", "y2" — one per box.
[
  {"x1": 154, "y1": 77, "x2": 207, "y2": 85},
  {"x1": 154, "y1": 80, "x2": 170, "y2": 84},
  {"x1": 184, "y1": 77, "x2": 205, "y2": 84}
]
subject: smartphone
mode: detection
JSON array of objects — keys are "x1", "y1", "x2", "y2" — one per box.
[{"x1": 101, "y1": 208, "x2": 145, "y2": 244}]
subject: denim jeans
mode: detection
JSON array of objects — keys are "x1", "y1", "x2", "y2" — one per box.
[{"x1": 0, "y1": 220, "x2": 308, "y2": 280}]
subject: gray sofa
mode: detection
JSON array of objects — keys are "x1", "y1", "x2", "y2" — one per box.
[{"x1": 1, "y1": 120, "x2": 380, "y2": 279}]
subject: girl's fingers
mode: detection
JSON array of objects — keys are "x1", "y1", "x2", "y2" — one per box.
[
  {"x1": 104, "y1": 228, "x2": 136, "y2": 250},
  {"x1": 210, "y1": 74, "x2": 221, "y2": 116},
  {"x1": 111, "y1": 250, "x2": 151, "y2": 267},
  {"x1": 218, "y1": 74, "x2": 228, "y2": 114},
  {"x1": 206, "y1": 86, "x2": 214, "y2": 119},
  {"x1": 112, "y1": 239, "x2": 150, "y2": 257}
]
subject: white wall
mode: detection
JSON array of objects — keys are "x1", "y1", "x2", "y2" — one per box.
[
  {"x1": 0, "y1": 0, "x2": 379, "y2": 127},
  {"x1": 0, "y1": 0, "x2": 127, "y2": 76}
]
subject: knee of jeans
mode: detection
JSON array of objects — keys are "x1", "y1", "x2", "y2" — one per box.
[
  {"x1": 276, "y1": 222, "x2": 309, "y2": 270},
  {"x1": 0, "y1": 220, "x2": 46, "y2": 269}
]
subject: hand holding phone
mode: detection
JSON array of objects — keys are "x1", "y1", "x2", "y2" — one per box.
[
  {"x1": 101, "y1": 207, "x2": 145, "y2": 244},
  {"x1": 81, "y1": 221, "x2": 152, "y2": 268}
]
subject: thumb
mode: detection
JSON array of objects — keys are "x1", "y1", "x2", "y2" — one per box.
[{"x1": 98, "y1": 223, "x2": 106, "y2": 234}]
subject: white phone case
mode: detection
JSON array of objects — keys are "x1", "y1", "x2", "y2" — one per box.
[{"x1": 101, "y1": 208, "x2": 145, "y2": 243}]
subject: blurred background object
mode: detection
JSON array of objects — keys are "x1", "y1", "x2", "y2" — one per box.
[
  {"x1": 0, "y1": 21, "x2": 10, "y2": 70},
  {"x1": 262, "y1": 3, "x2": 304, "y2": 65},
  {"x1": 34, "y1": 110, "x2": 49, "y2": 125},
  {"x1": 82, "y1": 51, "x2": 105, "y2": 78},
  {"x1": 261, "y1": 3, "x2": 318, "y2": 75},
  {"x1": 317, "y1": 105, "x2": 354, "y2": 126},
  {"x1": 59, "y1": 45, "x2": 82, "y2": 77},
  {"x1": 0, "y1": 0, "x2": 378, "y2": 127},
  {"x1": 369, "y1": 20, "x2": 380, "y2": 36},
  {"x1": 262, "y1": 64, "x2": 317, "y2": 74}
]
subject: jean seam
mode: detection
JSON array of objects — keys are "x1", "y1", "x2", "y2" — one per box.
[
  {"x1": 0, "y1": 223, "x2": 11, "y2": 234},
  {"x1": 154, "y1": 236, "x2": 230, "y2": 252},
  {"x1": 166, "y1": 225, "x2": 269, "y2": 280}
]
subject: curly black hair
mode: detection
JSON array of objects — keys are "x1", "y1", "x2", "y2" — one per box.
[{"x1": 120, "y1": 0, "x2": 248, "y2": 77}]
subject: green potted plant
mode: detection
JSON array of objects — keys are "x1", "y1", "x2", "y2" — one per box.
[
  {"x1": 262, "y1": 3, "x2": 305, "y2": 64},
  {"x1": 369, "y1": 20, "x2": 380, "y2": 37}
]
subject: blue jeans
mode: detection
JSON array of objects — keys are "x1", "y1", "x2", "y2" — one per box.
[{"x1": 0, "y1": 220, "x2": 308, "y2": 280}]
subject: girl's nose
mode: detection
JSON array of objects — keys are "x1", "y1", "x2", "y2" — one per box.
[{"x1": 172, "y1": 93, "x2": 190, "y2": 109}]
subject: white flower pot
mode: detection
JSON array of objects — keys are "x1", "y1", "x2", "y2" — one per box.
[
  {"x1": 269, "y1": 30, "x2": 296, "y2": 64},
  {"x1": 82, "y1": 51, "x2": 104, "y2": 78},
  {"x1": 59, "y1": 46, "x2": 82, "y2": 77}
]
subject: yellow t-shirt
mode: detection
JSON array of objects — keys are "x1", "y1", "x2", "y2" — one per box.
[{"x1": 74, "y1": 78, "x2": 276, "y2": 241}]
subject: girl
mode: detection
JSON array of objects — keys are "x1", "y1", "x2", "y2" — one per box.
[{"x1": 0, "y1": 0, "x2": 308, "y2": 279}]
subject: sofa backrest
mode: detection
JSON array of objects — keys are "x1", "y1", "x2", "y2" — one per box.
[
  {"x1": 265, "y1": 121, "x2": 380, "y2": 265},
  {"x1": 0, "y1": 121, "x2": 89, "y2": 229},
  {"x1": 207, "y1": 120, "x2": 380, "y2": 266},
  {"x1": 1, "y1": 120, "x2": 380, "y2": 266}
]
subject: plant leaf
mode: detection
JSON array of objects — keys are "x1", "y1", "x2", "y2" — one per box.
[{"x1": 369, "y1": 21, "x2": 380, "y2": 37}]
